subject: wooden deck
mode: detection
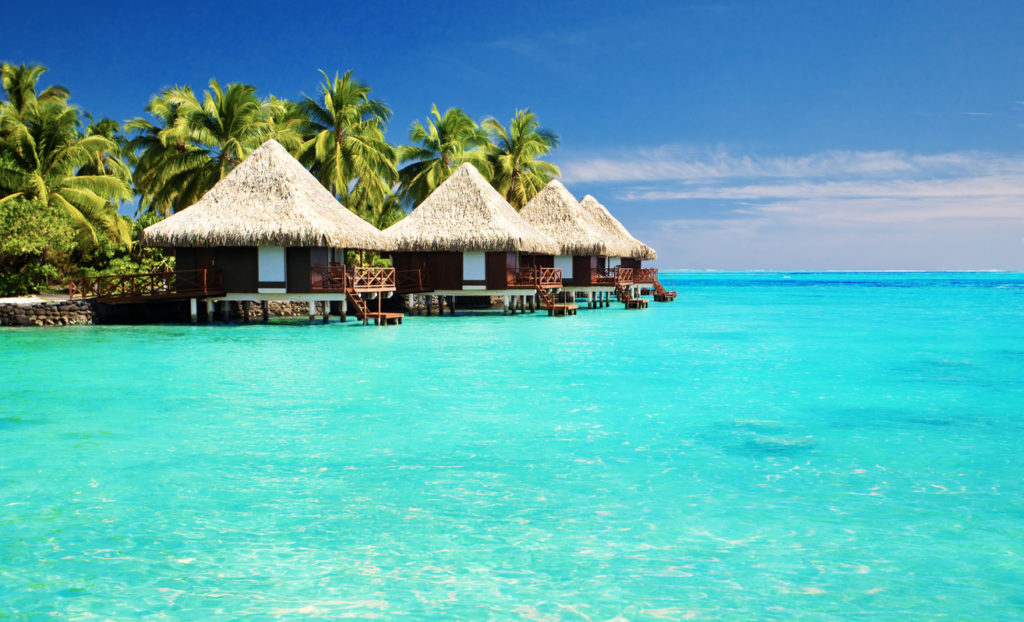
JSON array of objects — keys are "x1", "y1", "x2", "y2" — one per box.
[
  {"x1": 312, "y1": 265, "x2": 398, "y2": 293},
  {"x1": 365, "y1": 311, "x2": 403, "y2": 325},
  {"x1": 68, "y1": 268, "x2": 224, "y2": 303},
  {"x1": 547, "y1": 303, "x2": 578, "y2": 316}
]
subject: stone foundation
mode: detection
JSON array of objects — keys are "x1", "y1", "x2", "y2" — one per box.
[
  {"x1": 0, "y1": 299, "x2": 94, "y2": 327},
  {"x1": 226, "y1": 300, "x2": 329, "y2": 319},
  {"x1": 0, "y1": 293, "x2": 412, "y2": 326}
]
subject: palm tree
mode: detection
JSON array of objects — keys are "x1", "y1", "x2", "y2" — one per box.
[
  {"x1": 125, "y1": 90, "x2": 192, "y2": 216},
  {"x1": 482, "y1": 109, "x2": 561, "y2": 209},
  {"x1": 264, "y1": 95, "x2": 305, "y2": 155},
  {"x1": 397, "y1": 105, "x2": 492, "y2": 205},
  {"x1": 297, "y1": 70, "x2": 397, "y2": 210},
  {"x1": 0, "y1": 63, "x2": 70, "y2": 130},
  {"x1": 359, "y1": 193, "x2": 405, "y2": 230},
  {"x1": 0, "y1": 99, "x2": 131, "y2": 246},
  {"x1": 81, "y1": 114, "x2": 132, "y2": 192},
  {"x1": 126, "y1": 80, "x2": 272, "y2": 216}
]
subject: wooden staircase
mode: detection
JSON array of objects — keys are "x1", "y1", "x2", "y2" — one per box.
[
  {"x1": 345, "y1": 286, "x2": 403, "y2": 325},
  {"x1": 536, "y1": 285, "x2": 577, "y2": 316},
  {"x1": 652, "y1": 279, "x2": 677, "y2": 302},
  {"x1": 342, "y1": 268, "x2": 404, "y2": 326},
  {"x1": 614, "y1": 280, "x2": 648, "y2": 309},
  {"x1": 345, "y1": 284, "x2": 370, "y2": 324}
]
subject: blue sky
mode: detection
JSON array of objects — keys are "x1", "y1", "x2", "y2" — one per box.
[{"x1": 5, "y1": 0, "x2": 1024, "y2": 269}]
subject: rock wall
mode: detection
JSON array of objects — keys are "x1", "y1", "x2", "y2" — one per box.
[
  {"x1": 1, "y1": 293, "x2": 420, "y2": 326},
  {"x1": 226, "y1": 300, "x2": 330, "y2": 319},
  {"x1": 0, "y1": 299, "x2": 94, "y2": 327}
]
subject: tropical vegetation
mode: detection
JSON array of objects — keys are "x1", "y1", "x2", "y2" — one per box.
[
  {"x1": 482, "y1": 109, "x2": 560, "y2": 209},
  {"x1": 0, "y1": 61, "x2": 562, "y2": 296},
  {"x1": 396, "y1": 105, "x2": 492, "y2": 205}
]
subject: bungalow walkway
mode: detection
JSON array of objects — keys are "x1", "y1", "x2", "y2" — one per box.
[
  {"x1": 70, "y1": 266, "x2": 404, "y2": 326},
  {"x1": 393, "y1": 266, "x2": 578, "y2": 317},
  {"x1": 68, "y1": 268, "x2": 225, "y2": 303}
]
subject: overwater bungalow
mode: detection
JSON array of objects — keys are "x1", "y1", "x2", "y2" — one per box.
[
  {"x1": 382, "y1": 163, "x2": 569, "y2": 314},
  {"x1": 578, "y1": 195, "x2": 675, "y2": 302},
  {"x1": 518, "y1": 180, "x2": 626, "y2": 309},
  {"x1": 139, "y1": 139, "x2": 401, "y2": 324}
]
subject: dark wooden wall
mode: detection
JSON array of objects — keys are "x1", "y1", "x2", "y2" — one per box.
[
  {"x1": 520, "y1": 254, "x2": 554, "y2": 268},
  {"x1": 621, "y1": 258, "x2": 641, "y2": 270},
  {"x1": 571, "y1": 255, "x2": 597, "y2": 286},
  {"x1": 486, "y1": 251, "x2": 516, "y2": 289},
  {"x1": 216, "y1": 247, "x2": 259, "y2": 292},
  {"x1": 393, "y1": 252, "x2": 462, "y2": 290},
  {"x1": 286, "y1": 248, "x2": 311, "y2": 293},
  {"x1": 175, "y1": 248, "x2": 195, "y2": 271},
  {"x1": 174, "y1": 247, "x2": 257, "y2": 293}
]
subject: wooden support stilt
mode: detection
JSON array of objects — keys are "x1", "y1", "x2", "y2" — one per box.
[
  {"x1": 189, "y1": 298, "x2": 198, "y2": 324},
  {"x1": 530, "y1": 295, "x2": 536, "y2": 312},
  {"x1": 448, "y1": 296, "x2": 455, "y2": 315},
  {"x1": 503, "y1": 295, "x2": 509, "y2": 314},
  {"x1": 261, "y1": 301, "x2": 269, "y2": 322},
  {"x1": 205, "y1": 299, "x2": 214, "y2": 323},
  {"x1": 308, "y1": 300, "x2": 316, "y2": 323},
  {"x1": 322, "y1": 301, "x2": 330, "y2": 324},
  {"x1": 243, "y1": 301, "x2": 251, "y2": 323},
  {"x1": 340, "y1": 298, "x2": 347, "y2": 322}
]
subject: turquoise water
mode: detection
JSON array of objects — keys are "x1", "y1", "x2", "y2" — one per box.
[{"x1": 2, "y1": 272, "x2": 1023, "y2": 619}]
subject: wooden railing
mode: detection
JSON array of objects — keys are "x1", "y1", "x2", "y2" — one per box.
[
  {"x1": 68, "y1": 268, "x2": 224, "y2": 302},
  {"x1": 395, "y1": 269, "x2": 427, "y2": 293},
  {"x1": 311, "y1": 265, "x2": 397, "y2": 292},
  {"x1": 509, "y1": 266, "x2": 562, "y2": 288},
  {"x1": 592, "y1": 268, "x2": 614, "y2": 285},
  {"x1": 592, "y1": 266, "x2": 633, "y2": 285},
  {"x1": 349, "y1": 266, "x2": 396, "y2": 292},
  {"x1": 634, "y1": 268, "x2": 658, "y2": 284}
]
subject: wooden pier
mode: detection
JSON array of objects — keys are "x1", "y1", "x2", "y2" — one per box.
[
  {"x1": 68, "y1": 268, "x2": 224, "y2": 303},
  {"x1": 365, "y1": 312, "x2": 403, "y2": 325}
]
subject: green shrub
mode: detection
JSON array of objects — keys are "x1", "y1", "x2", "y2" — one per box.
[{"x1": 0, "y1": 198, "x2": 74, "y2": 296}]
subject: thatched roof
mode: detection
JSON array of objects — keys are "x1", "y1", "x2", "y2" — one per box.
[
  {"x1": 578, "y1": 195, "x2": 658, "y2": 260},
  {"x1": 142, "y1": 139, "x2": 385, "y2": 249},
  {"x1": 381, "y1": 163, "x2": 558, "y2": 254},
  {"x1": 518, "y1": 180, "x2": 609, "y2": 257}
]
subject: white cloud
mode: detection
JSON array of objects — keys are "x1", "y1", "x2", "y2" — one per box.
[
  {"x1": 557, "y1": 146, "x2": 1024, "y2": 269},
  {"x1": 560, "y1": 147, "x2": 1014, "y2": 184}
]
